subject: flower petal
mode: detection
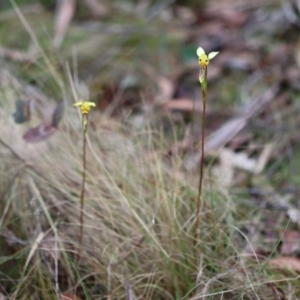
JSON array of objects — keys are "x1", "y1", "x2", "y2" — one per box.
[
  {"x1": 86, "y1": 102, "x2": 96, "y2": 107},
  {"x1": 208, "y1": 52, "x2": 219, "y2": 60},
  {"x1": 74, "y1": 102, "x2": 83, "y2": 106},
  {"x1": 196, "y1": 47, "x2": 205, "y2": 57}
]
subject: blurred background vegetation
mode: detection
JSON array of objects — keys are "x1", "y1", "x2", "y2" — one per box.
[{"x1": 2, "y1": 0, "x2": 300, "y2": 299}]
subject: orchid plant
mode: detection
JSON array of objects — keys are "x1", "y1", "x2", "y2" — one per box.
[
  {"x1": 194, "y1": 47, "x2": 219, "y2": 244},
  {"x1": 74, "y1": 100, "x2": 96, "y2": 260}
]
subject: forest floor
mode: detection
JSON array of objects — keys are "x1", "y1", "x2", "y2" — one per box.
[{"x1": 1, "y1": 0, "x2": 300, "y2": 299}]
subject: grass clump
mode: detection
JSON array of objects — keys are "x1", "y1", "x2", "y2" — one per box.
[
  {"x1": 1, "y1": 70, "x2": 290, "y2": 298},
  {"x1": 1, "y1": 2, "x2": 299, "y2": 299},
  {"x1": 0, "y1": 70, "x2": 245, "y2": 299}
]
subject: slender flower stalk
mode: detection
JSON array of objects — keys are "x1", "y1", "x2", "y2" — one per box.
[
  {"x1": 194, "y1": 47, "x2": 219, "y2": 243},
  {"x1": 74, "y1": 101, "x2": 96, "y2": 260}
]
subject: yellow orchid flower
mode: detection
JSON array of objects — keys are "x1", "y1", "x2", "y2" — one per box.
[
  {"x1": 196, "y1": 47, "x2": 219, "y2": 68},
  {"x1": 74, "y1": 101, "x2": 96, "y2": 115}
]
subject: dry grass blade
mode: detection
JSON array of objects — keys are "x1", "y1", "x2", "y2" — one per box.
[
  {"x1": 266, "y1": 282, "x2": 287, "y2": 300},
  {"x1": 2, "y1": 1, "x2": 300, "y2": 298},
  {"x1": 60, "y1": 292, "x2": 82, "y2": 300},
  {"x1": 53, "y1": 0, "x2": 75, "y2": 48},
  {"x1": 24, "y1": 231, "x2": 46, "y2": 271},
  {"x1": 112, "y1": 236, "x2": 144, "y2": 268}
]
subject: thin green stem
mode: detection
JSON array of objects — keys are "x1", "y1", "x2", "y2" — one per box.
[
  {"x1": 78, "y1": 114, "x2": 88, "y2": 261},
  {"x1": 194, "y1": 68, "x2": 207, "y2": 245}
]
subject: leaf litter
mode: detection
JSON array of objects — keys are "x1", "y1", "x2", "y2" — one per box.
[{"x1": 1, "y1": 0, "x2": 300, "y2": 298}]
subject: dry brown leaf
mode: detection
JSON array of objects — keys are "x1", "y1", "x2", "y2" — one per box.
[
  {"x1": 156, "y1": 76, "x2": 174, "y2": 104},
  {"x1": 163, "y1": 98, "x2": 203, "y2": 112},
  {"x1": 22, "y1": 100, "x2": 64, "y2": 143},
  {"x1": 280, "y1": 230, "x2": 300, "y2": 255},
  {"x1": 23, "y1": 124, "x2": 57, "y2": 143},
  {"x1": 269, "y1": 256, "x2": 300, "y2": 272},
  {"x1": 51, "y1": 100, "x2": 66, "y2": 127}
]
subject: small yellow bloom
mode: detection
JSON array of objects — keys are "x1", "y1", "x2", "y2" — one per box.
[
  {"x1": 74, "y1": 101, "x2": 96, "y2": 114},
  {"x1": 196, "y1": 47, "x2": 219, "y2": 68}
]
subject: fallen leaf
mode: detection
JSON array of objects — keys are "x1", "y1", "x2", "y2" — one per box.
[
  {"x1": 51, "y1": 100, "x2": 66, "y2": 127},
  {"x1": 269, "y1": 256, "x2": 300, "y2": 272},
  {"x1": 280, "y1": 230, "x2": 300, "y2": 255},
  {"x1": 12, "y1": 99, "x2": 33, "y2": 124},
  {"x1": 156, "y1": 76, "x2": 174, "y2": 104},
  {"x1": 163, "y1": 98, "x2": 203, "y2": 112},
  {"x1": 23, "y1": 124, "x2": 57, "y2": 143}
]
